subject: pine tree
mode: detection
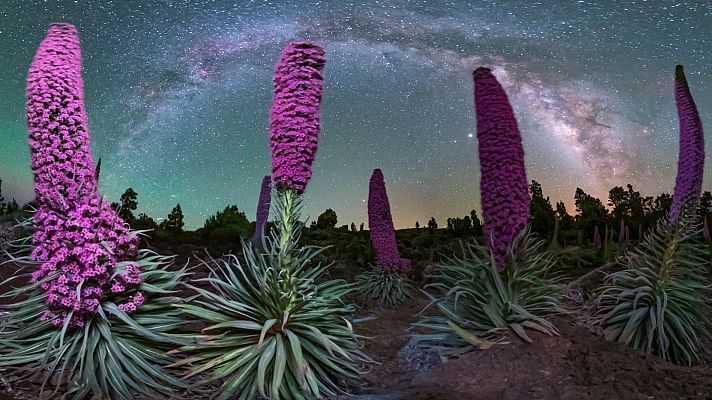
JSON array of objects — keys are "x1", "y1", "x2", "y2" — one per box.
[
  {"x1": 529, "y1": 180, "x2": 556, "y2": 237},
  {"x1": 203, "y1": 205, "x2": 250, "y2": 239},
  {"x1": 427, "y1": 217, "x2": 438, "y2": 234},
  {"x1": 118, "y1": 188, "x2": 138, "y2": 222},
  {"x1": 164, "y1": 204, "x2": 185, "y2": 233},
  {"x1": 133, "y1": 213, "x2": 158, "y2": 230},
  {"x1": 470, "y1": 209, "x2": 483, "y2": 236},
  {"x1": 315, "y1": 208, "x2": 338, "y2": 230}
]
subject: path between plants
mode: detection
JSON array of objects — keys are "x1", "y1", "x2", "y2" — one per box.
[{"x1": 345, "y1": 301, "x2": 712, "y2": 400}]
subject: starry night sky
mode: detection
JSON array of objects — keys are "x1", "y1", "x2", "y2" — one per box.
[{"x1": 0, "y1": 1, "x2": 710, "y2": 229}]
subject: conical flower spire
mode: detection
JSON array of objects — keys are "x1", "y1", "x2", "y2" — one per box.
[
  {"x1": 669, "y1": 65, "x2": 705, "y2": 222},
  {"x1": 26, "y1": 23, "x2": 97, "y2": 208},
  {"x1": 269, "y1": 41, "x2": 326, "y2": 193},
  {"x1": 368, "y1": 168, "x2": 410, "y2": 273},
  {"x1": 618, "y1": 220, "x2": 626, "y2": 244},
  {"x1": 473, "y1": 67, "x2": 531, "y2": 269},
  {"x1": 251, "y1": 175, "x2": 272, "y2": 247},
  {"x1": 26, "y1": 24, "x2": 142, "y2": 327}
]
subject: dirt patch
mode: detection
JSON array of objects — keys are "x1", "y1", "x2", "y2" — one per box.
[{"x1": 348, "y1": 306, "x2": 712, "y2": 400}]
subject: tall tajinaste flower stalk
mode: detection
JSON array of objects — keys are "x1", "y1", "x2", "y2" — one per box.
[
  {"x1": 268, "y1": 41, "x2": 326, "y2": 267},
  {"x1": 669, "y1": 65, "x2": 705, "y2": 222},
  {"x1": 593, "y1": 225, "x2": 602, "y2": 248},
  {"x1": 26, "y1": 23, "x2": 97, "y2": 209},
  {"x1": 26, "y1": 24, "x2": 142, "y2": 328},
  {"x1": 368, "y1": 169, "x2": 410, "y2": 273},
  {"x1": 473, "y1": 67, "x2": 531, "y2": 269},
  {"x1": 269, "y1": 41, "x2": 325, "y2": 193},
  {"x1": 618, "y1": 220, "x2": 626, "y2": 244},
  {"x1": 251, "y1": 175, "x2": 272, "y2": 247}
]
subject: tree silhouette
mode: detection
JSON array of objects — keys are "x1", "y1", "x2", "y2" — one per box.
[
  {"x1": 555, "y1": 201, "x2": 574, "y2": 230},
  {"x1": 470, "y1": 209, "x2": 483, "y2": 236},
  {"x1": 132, "y1": 213, "x2": 157, "y2": 230},
  {"x1": 118, "y1": 188, "x2": 138, "y2": 222},
  {"x1": 163, "y1": 204, "x2": 185, "y2": 233},
  {"x1": 608, "y1": 186, "x2": 628, "y2": 220},
  {"x1": 643, "y1": 193, "x2": 673, "y2": 228},
  {"x1": 529, "y1": 180, "x2": 556, "y2": 237},
  {"x1": 315, "y1": 208, "x2": 338, "y2": 229},
  {"x1": 574, "y1": 187, "x2": 608, "y2": 238},
  {"x1": 351, "y1": 222, "x2": 357, "y2": 232},
  {"x1": 203, "y1": 205, "x2": 251, "y2": 239},
  {"x1": 427, "y1": 217, "x2": 437, "y2": 234},
  {"x1": 415, "y1": 221, "x2": 420, "y2": 232},
  {"x1": 462, "y1": 215, "x2": 473, "y2": 233}
]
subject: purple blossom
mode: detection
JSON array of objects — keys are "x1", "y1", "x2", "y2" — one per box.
[
  {"x1": 669, "y1": 65, "x2": 705, "y2": 222},
  {"x1": 26, "y1": 23, "x2": 97, "y2": 209},
  {"x1": 26, "y1": 24, "x2": 142, "y2": 328},
  {"x1": 473, "y1": 67, "x2": 531, "y2": 269},
  {"x1": 31, "y1": 198, "x2": 142, "y2": 327},
  {"x1": 593, "y1": 226, "x2": 601, "y2": 249},
  {"x1": 251, "y1": 175, "x2": 272, "y2": 246},
  {"x1": 368, "y1": 169, "x2": 410, "y2": 273},
  {"x1": 269, "y1": 42, "x2": 326, "y2": 193}
]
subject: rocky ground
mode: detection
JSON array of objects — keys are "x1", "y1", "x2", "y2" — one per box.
[{"x1": 345, "y1": 301, "x2": 712, "y2": 400}]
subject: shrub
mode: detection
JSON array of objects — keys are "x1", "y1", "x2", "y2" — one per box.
[
  {"x1": 176, "y1": 191, "x2": 370, "y2": 399},
  {"x1": 414, "y1": 230, "x2": 564, "y2": 351},
  {"x1": 0, "y1": 243, "x2": 192, "y2": 399},
  {"x1": 356, "y1": 266, "x2": 414, "y2": 308},
  {"x1": 595, "y1": 218, "x2": 710, "y2": 365}
]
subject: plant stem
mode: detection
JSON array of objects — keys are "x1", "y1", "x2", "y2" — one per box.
[{"x1": 275, "y1": 187, "x2": 300, "y2": 310}]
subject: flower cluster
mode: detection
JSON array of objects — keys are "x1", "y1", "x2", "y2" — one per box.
[
  {"x1": 31, "y1": 197, "x2": 142, "y2": 327},
  {"x1": 368, "y1": 169, "x2": 410, "y2": 273},
  {"x1": 669, "y1": 65, "x2": 705, "y2": 222},
  {"x1": 269, "y1": 41, "x2": 326, "y2": 192},
  {"x1": 25, "y1": 24, "x2": 143, "y2": 327},
  {"x1": 473, "y1": 67, "x2": 531, "y2": 269},
  {"x1": 251, "y1": 175, "x2": 272, "y2": 246},
  {"x1": 26, "y1": 23, "x2": 97, "y2": 209}
]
